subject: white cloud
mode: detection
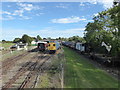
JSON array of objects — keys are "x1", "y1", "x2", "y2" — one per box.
[
  {"x1": 36, "y1": 13, "x2": 44, "y2": 16},
  {"x1": 1, "y1": 2, "x2": 44, "y2": 20},
  {"x1": 84, "y1": 20, "x2": 94, "y2": 22},
  {"x1": 51, "y1": 16, "x2": 86, "y2": 24},
  {"x1": 0, "y1": 15, "x2": 14, "y2": 20},
  {"x1": 7, "y1": 5, "x2": 11, "y2": 7},
  {"x1": 2, "y1": 0, "x2": 114, "y2": 9},
  {"x1": 56, "y1": 4, "x2": 68, "y2": 8},
  {"x1": 0, "y1": 11, "x2": 11, "y2": 15},
  {"x1": 17, "y1": 3, "x2": 42, "y2": 11},
  {"x1": 12, "y1": 9, "x2": 24, "y2": 16},
  {"x1": 97, "y1": 0, "x2": 114, "y2": 9},
  {"x1": 93, "y1": 13, "x2": 99, "y2": 17},
  {"x1": 79, "y1": 3, "x2": 85, "y2": 6},
  {"x1": 20, "y1": 16, "x2": 31, "y2": 20}
]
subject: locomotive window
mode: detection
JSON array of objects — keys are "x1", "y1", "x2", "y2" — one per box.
[
  {"x1": 53, "y1": 44, "x2": 55, "y2": 46},
  {"x1": 49, "y1": 44, "x2": 50, "y2": 46},
  {"x1": 82, "y1": 44, "x2": 84, "y2": 46}
]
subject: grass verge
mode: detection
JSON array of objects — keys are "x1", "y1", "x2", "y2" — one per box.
[
  {"x1": 63, "y1": 47, "x2": 118, "y2": 88},
  {"x1": 2, "y1": 43, "x2": 14, "y2": 49}
]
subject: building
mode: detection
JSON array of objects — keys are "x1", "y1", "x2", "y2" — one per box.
[
  {"x1": 31, "y1": 40, "x2": 37, "y2": 46},
  {"x1": 10, "y1": 42, "x2": 28, "y2": 51}
]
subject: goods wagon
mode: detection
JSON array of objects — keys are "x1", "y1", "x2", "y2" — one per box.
[
  {"x1": 62, "y1": 41, "x2": 75, "y2": 48},
  {"x1": 75, "y1": 42, "x2": 85, "y2": 52}
]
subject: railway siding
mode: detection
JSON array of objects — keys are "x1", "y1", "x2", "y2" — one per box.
[
  {"x1": 2, "y1": 48, "x2": 64, "y2": 89},
  {"x1": 63, "y1": 47, "x2": 118, "y2": 88}
]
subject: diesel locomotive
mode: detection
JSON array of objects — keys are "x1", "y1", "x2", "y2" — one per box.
[{"x1": 37, "y1": 40, "x2": 61, "y2": 53}]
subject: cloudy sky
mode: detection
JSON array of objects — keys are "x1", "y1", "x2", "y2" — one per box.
[{"x1": 1, "y1": 0, "x2": 114, "y2": 41}]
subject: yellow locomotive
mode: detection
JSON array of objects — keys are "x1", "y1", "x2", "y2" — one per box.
[{"x1": 48, "y1": 41, "x2": 60, "y2": 53}]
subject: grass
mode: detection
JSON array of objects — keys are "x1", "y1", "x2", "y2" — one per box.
[
  {"x1": 1, "y1": 50, "x2": 26, "y2": 61},
  {"x1": 63, "y1": 47, "x2": 119, "y2": 88},
  {"x1": 36, "y1": 74, "x2": 50, "y2": 88},
  {"x1": 2, "y1": 43, "x2": 14, "y2": 49}
]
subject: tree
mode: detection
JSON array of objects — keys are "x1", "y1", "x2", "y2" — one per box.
[
  {"x1": 68, "y1": 36, "x2": 85, "y2": 43},
  {"x1": 37, "y1": 35, "x2": 42, "y2": 41},
  {"x1": 13, "y1": 38, "x2": 21, "y2": 43},
  {"x1": 21, "y1": 34, "x2": 33, "y2": 45},
  {"x1": 84, "y1": 4, "x2": 120, "y2": 58},
  {"x1": 43, "y1": 38, "x2": 47, "y2": 40},
  {"x1": 2, "y1": 40, "x2": 6, "y2": 43},
  {"x1": 47, "y1": 37, "x2": 51, "y2": 40}
]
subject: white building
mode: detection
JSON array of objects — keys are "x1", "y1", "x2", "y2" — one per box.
[
  {"x1": 31, "y1": 40, "x2": 37, "y2": 46},
  {"x1": 31, "y1": 41, "x2": 36, "y2": 44},
  {"x1": 10, "y1": 43, "x2": 28, "y2": 51}
]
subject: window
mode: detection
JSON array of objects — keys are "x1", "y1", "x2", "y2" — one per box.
[
  {"x1": 53, "y1": 44, "x2": 55, "y2": 46},
  {"x1": 19, "y1": 45, "x2": 24, "y2": 48}
]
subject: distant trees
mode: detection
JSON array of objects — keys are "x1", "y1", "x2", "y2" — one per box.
[
  {"x1": 12, "y1": 34, "x2": 43, "y2": 45},
  {"x1": 55, "y1": 36, "x2": 85, "y2": 42},
  {"x1": 56, "y1": 37, "x2": 67, "y2": 41},
  {"x1": 68, "y1": 36, "x2": 86, "y2": 43},
  {"x1": 2, "y1": 40, "x2": 13, "y2": 43}
]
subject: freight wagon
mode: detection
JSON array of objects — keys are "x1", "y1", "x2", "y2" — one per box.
[{"x1": 75, "y1": 42, "x2": 85, "y2": 52}]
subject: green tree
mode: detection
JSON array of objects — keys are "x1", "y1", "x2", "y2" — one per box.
[
  {"x1": 47, "y1": 37, "x2": 51, "y2": 40},
  {"x1": 13, "y1": 38, "x2": 21, "y2": 43},
  {"x1": 84, "y1": 3, "x2": 120, "y2": 58},
  {"x1": 68, "y1": 36, "x2": 85, "y2": 43},
  {"x1": 21, "y1": 34, "x2": 33, "y2": 45},
  {"x1": 2, "y1": 40, "x2": 6, "y2": 43},
  {"x1": 37, "y1": 35, "x2": 42, "y2": 41}
]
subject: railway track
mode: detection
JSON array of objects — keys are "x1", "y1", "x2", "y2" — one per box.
[
  {"x1": 18, "y1": 55, "x2": 50, "y2": 89},
  {"x1": 1, "y1": 51, "x2": 30, "y2": 74},
  {"x1": 1, "y1": 48, "x2": 39, "y2": 75},
  {"x1": 2, "y1": 52, "x2": 53, "y2": 89}
]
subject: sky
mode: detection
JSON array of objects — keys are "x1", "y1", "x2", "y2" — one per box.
[{"x1": 1, "y1": 0, "x2": 114, "y2": 41}]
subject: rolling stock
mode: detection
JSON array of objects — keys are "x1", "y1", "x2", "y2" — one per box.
[
  {"x1": 75, "y1": 42, "x2": 85, "y2": 52},
  {"x1": 48, "y1": 41, "x2": 61, "y2": 53},
  {"x1": 62, "y1": 41, "x2": 85, "y2": 52},
  {"x1": 62, "y1": 41, "x2": 120, "y2": 67},
  {"x1": 37, "y1": 41, "x2": 47, "y2": 51}
]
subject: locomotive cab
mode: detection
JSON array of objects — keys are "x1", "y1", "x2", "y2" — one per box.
[
  {"x1": 37, "y1": 42, "x2": 47, "y2": 51},
  {"x1": 48, "y1": 41, "x2": 60, "y2": 54}
]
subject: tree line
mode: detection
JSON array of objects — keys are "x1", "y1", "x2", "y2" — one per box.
[{"x1": 12, "y1": 34, "x2": 42, "y2": 45}]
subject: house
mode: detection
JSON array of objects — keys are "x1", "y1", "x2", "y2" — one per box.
[
  {"x1": 10, "y1": 42, "x2": 27, "y2": 51},
  {"x1": 31, "y1": 40, "x2": 37, "y2": 46}
]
